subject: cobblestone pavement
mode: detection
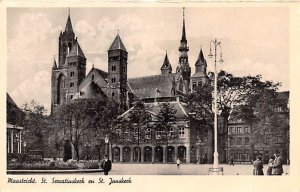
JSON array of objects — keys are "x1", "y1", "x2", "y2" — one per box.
[{"x1": 87, "y1": 163, "x2": 290, "y2": 175}]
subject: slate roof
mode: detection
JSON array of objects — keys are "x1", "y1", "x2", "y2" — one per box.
[
  {"x1": 160, "y1": 52, "x2": 172, "y2": 71},
  {"x1": 75, "y1": 80, "x2": 106, "y2": 100},
  {"x1": 68, "y1": 41, "x2": 85, "y2": 58},
  {"x1": 109, "y1": 34, "x2": 127, "y2": 52},
  {"x1": 64, "y1": 15, "x2": 74, "y2": 34},
  {"x1": 93, "y1": 68, "x2": 108, "y2": 79},
  {"x1": 277, "y1": 91, "x2": 289, "y2": 100},
  {"x1": 119, "y1": 101, "x2": 189, "y2": 120},
  {"x1": 7, "y1": 93, "x2": 24, "y2": 124},
  {"x1": 128, "y1": 73, "x2": 179, "y2": 99}
]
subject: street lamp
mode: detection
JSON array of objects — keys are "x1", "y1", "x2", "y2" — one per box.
[
  {"x1": 23, "y1": 141, "x2": 27, "y2": 154},
  {"x1": 208, "y1": 38, "x2": 224, "y2": 174},
  {"x1": 84, "y1": 142, "x2": 91, "y2": 160},
  {"x1": 105, "y1": 136, "x2": 109, "y2": 157}
]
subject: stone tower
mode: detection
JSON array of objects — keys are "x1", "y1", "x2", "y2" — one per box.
[
  {"x1": 191, "y1": 48, "x2": 208, "y2": 91},
  {"x1": 176, "y1": 7, "x2": 191, "y2": 93},
  {"x1": 160, "y1": 51, "x2": 172, "y2": 75},
  {"x1": 107, "y1": 32, "x2": 128, "y2": 110},
  {"x1": 51, "y1": 12, "x2": 86, "y2": 113}
]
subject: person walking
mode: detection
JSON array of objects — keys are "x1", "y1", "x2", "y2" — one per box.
[
  {"x1": 176, "y1": 158, "x2": 181, "y2": 171},
  {"x1": 267, "y1": 155, "x2": 275, "y2": 175},
  {"x1": 253, "y1": 156, "x2": 264, "y2": 175},
  {"x1": 270, "y1": 150, "x2": 284, "y2": 176},
  {"x1": 230, "y1": 157, "x2": 234, "y2": 166},
  {"x1": 101, "y1": 155, "x2": 112, "y2": 175}
]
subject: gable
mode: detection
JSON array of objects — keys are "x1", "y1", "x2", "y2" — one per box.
[{"x1": 79, "y1": 68, "x2": 108, "y2": 92}]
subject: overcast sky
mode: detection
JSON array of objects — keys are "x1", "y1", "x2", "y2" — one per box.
[{"x1": 7, "y1": 7, "x2": 289, "y2": 113}]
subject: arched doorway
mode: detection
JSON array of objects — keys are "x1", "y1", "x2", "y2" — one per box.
[
  {"x1": 144, "y1": 146, "x2": 152, "y2": 163},
  {"x1": 122, "y1": 147, "x2": 131, "y2": 162},
  {"x1": 112, "y1": 147, "x2": 120, "y2": 162},
  {"x1": 167, "y1": 146, "x2": 175, "y2": 162},
  {"x1": 155, "y1": 146, "x2": 163, "y2": 162},
  {"x1": 178, "y1": 146, "x2": 186, "y2": 163},
  {"x1": 133, "y1": 146, "x2": 141, "y2": 162}
]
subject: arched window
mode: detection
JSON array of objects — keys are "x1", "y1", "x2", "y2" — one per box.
[
  {"x1": 68, "y1": 42, "x2": 72, "y2": 54},
  {"x1": 112, "y1": 92, "x2": 115, "y2": 97}
]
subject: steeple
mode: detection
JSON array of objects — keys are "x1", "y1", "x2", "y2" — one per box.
[
  {"x1": 161, "y1": 51, "x2": 172, "y2": 74},
  {"x1": 109, "y1": 32, "x2": 127, "y2": 52},
  {"x1": 64, "y1": 9, "x2": 74, "y2": 34},
  {"x1": 176, "y1": 7, "x2": 191, "y2": 93},
  {"x1": 194, "y1": 48, "x2": 207, "y2": 75},
  {"x1": 181, "y1": 7, "x2": 187, "y2": 43}
]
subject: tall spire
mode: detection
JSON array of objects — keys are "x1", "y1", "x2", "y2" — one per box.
[
  {"x1": 181, "y1": 7, "x2": 187, "y2": 43},
  {"x1": 109, "y1": 31, "x2": 127, "y2": 52},
  {"x1": 65, "y1": 9, "x2": 74, "y2": 34}
]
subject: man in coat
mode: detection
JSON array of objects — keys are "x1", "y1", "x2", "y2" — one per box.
[
  {"x1": 253, "y1": 156, "x2": 264, "y2": 175},
  {"x1": 271, "y1": 150, "x2": 284, "y2": 175},
  {"x1": 101, "y1": 155, "x2": 112, "y2": 175}
]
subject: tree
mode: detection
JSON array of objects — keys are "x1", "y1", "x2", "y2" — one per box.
[
  {"x1": 186, "y1": 70, "x2": 281, "y2": 162},
  {"x1": 127, "y1": 100, "x2": 151, "y2": 162},
  {"x1": 54, "y1": 98, "x2": 120, "y2": 161},
  {"x1": 21, "y1": 100, "x2": 48, "y2": 154},
  {"x1": 156, "y1": 102, "x2": 177, "y2": 162}
]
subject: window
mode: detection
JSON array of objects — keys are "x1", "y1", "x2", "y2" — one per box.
[
  {"x1": 229, "y1": 137, "x2": 235, "y2": 146},
  {"x1": 112, "y1": 65, "x2": 116, "y2": 71},
  {"x1": 70, "y1": 82, "x2": 74, "y2": 87},
  {"x1": 244, "y1": 127, "x2": 250, "y2": 133},
  {"x1": 70, "y1": 95, "x2": 73, "y2": 99},
  {"x1": 70, "y1": 71, "x2": 75, "y2": 77},
  {"x1": 111, "y1": 77, "x2": 116, "y2": 83},
  {"x1": 237, "y1": 137, "x2": 242, "y2": 145},
  {"x1": 156, "y1": 129, "x2": 162, "y2": 139},
  {"x1": 237, "y1": 127, "x2": 242, "y2": 133},
  {"x1": 245, "y1": 137, "x2": 250, "y2": 146},
  {"x1": 237, "y1": 150, "x2": 243, "y2": 160},
  {"x1": 91, "y1": 75, "x2": 94, "y2": 81},
  {"x1": 145, "y1": 128, "x2": 151, "y2": 139},
  {"x1": 112, "y1": 92, "x2": 115, "y2": 97},
  {"x1": 229, "y1": 127, "x2": 235, "y2": 134},
  {"x1": 169, "y1": 127, "x2": 174, "y2": 138},
  {"x1": 192, "y1": 82, "x2": 196, "y2": 90},
  {"x1": 123, "y1": 66, "x2": 126, "y2": 72},
  {"x1": 179, "y1": 127, "x2": 185, "y2": 138}
]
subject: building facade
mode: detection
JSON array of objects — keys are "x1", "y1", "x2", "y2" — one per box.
[
  {"x1": 50, "y1": 8, "x2": 217, "y2": 163},
  {"x1": 227, "y1": 91, "x2": 290, "y2": 164}
]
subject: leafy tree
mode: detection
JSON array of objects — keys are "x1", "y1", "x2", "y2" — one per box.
[
  {"x1": 21, "y1": 100, "x2": 48, "y2": 153},
  {"x1": 127, "y1": 100, "x2": 151, "y2": 162},
  {"x1": 156, "y1": 102, "x2": 177, "y2": 162},
  {"x1": 54, "y1": 98, "x2": 120, "y2": 161}
]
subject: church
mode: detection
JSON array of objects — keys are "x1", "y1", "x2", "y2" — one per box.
[{"x1": 51, "y1": 8, "x2": 213, "y2": 163}]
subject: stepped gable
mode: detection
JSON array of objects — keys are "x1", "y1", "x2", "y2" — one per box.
[{"x1": 128, "y1": 73, "x2": 179, "y2": 99}]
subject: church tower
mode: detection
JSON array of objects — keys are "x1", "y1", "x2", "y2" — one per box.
[
  {"x1": 176, "y1": 7, "x2": 191, "y2": 93},
  {"x1": 107, "y1": 32, "x2": 128, "y2": 110},
  {"x1": 160, "y1": 51, "x2": 172, "y2": 74},
  {"x1": 191, "y1": 48, "x2": 208, "y2": 91},
  {"x1": 51, "y1": 11, "x2": 86, "y2": 113}
]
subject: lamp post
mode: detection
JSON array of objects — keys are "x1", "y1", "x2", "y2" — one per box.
[
  {"x1": 84, "y1": 142, "x2": 91, "y2": 160},
  {"x1": 105, "y1": 136, "x2": 109, "y2": 157},
  {"x1": 208, "y1": 38, "x2": 224, "y2": 173},
  {"x1": 23, "y1": 141, "x2": 27, "y2": 154}
]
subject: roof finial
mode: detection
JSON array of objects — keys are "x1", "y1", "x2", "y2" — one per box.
[
  {"x1": 166, "y1": 49, "x2": 167, "y2": 55},
  {"x1": 68, "y1": 7, "x2": 70, "y2": 17},
  {"x1": 117, "y1": 29, "x2": 119, "y2": 35},
  {"x1": 183, "y1": 7, "x2": 185, "y2": 18},
  {"x1": 92, "y1": 63, "x2": 94, "y2": 68}
]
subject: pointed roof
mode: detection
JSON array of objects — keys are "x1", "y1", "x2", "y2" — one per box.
[
  {"x1": 160, "y1": 52, "x2": 172, "y2": 70},
  {"x1": 76, "y1": 81, "x2": 106, "y2": 100},
  {"x1": 67, "y1": 41, "x2": 85, "y2": 58},
  {"x1": 109, "y1": 33, "x2": 127, "y2": 52},
  {"x1": 195, "y1": 48, "x2": 206, "y2": 66},
  {"x1": 181, "y1": 7, "x2": 187, "y2": 43},
  {"x1": 52, "y1": 56, "x2": 57, "y2": 69},
  {"x1": 64, "y1": 14, "x2": 74, "y2": 34}
]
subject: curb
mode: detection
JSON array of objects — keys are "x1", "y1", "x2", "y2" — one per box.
[{"x1": 7, "y1": 169, "x2": 103, "y2": 174}]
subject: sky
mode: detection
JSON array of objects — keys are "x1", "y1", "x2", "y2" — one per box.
[{"x1": 7, "y1": 7, "x2": 289, "y2": 113}]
